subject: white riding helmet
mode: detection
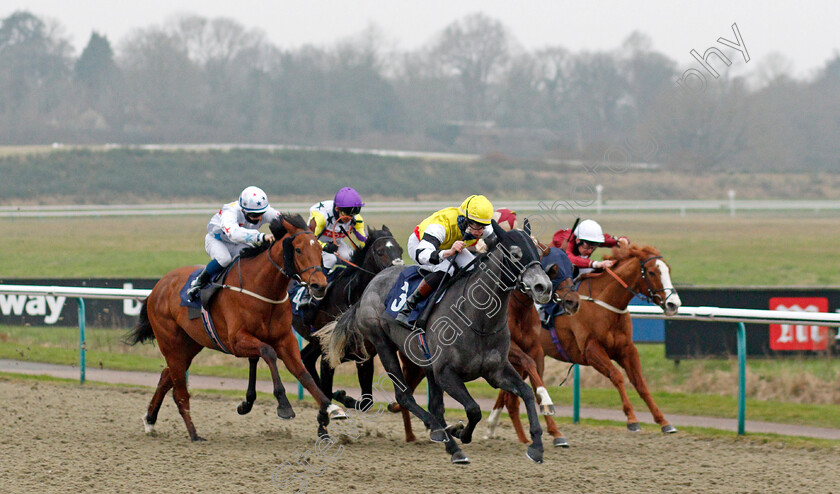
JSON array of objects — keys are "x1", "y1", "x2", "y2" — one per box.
[
  {"x1": 239, "y1": 186, "x2": 269, "y2": 213},
  {"x1": 574, "y1": 219, "x2": 605, "y2": 244}
]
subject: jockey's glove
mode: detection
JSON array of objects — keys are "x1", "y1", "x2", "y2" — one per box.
[{"x1": 323, "y1": 243, "x2": 339, "y2": 253}]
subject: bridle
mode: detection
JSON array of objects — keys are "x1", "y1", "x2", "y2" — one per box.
[
  {"x1": 267, "y1": 231, "x2": 325, "y2": 290},
  {"x1": 583, "y1": 255, "x2": 673, "y2": 313}
]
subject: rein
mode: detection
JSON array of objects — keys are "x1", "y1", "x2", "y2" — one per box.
[
  {"x1": 213, "y1": 230, "x2": 322, "y2": 305},
  {"x1": 581, "y1": 255, "x2": 664, "y2": 313}
]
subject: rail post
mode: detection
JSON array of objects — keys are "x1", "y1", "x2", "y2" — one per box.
[
  {"x1": 737, "y1": 322, "x2": 746, "y2": 435},
  {"x1": 296, "y1": 330, "x2": 304, "y2": 400},
  {"x1": 573, "y1": 364, "x2": 580, "y2": 424},
  {"x1": 77, "y1": 297, "x2": 86, "y2": 384}
]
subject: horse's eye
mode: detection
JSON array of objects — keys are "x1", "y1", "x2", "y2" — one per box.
[{"x1": 295, "y1": 248, "x2": 302, "y2": 254}]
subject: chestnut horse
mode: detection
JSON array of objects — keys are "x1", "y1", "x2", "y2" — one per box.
[
  {"x1": 506, "y1": 243, "x2": 682, "y2": 437},
  {"x1": 125, "y1": 214, "x2": 340, "y2": 441}
]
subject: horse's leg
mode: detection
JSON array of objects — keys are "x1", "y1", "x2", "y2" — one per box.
[
  {"x1": 619, "y1": 343, "x2": 677, "y2": 433},
  {"x1": 353, "y1": 358, "x2": 376, "y2": 412},
  {"x1": 391, "y1": 356, "x2": 425, "y2": 442},
  {"x1": 484, "y1": 363, "x2": 544, "y2": 464},
  {"x1": 583, "y1": 339, "x2": 640, "y2": 431},
  {"x1": 536, "y1": 353, "x2": 567, "y2": 447},
  {"x1": 231, "y1": 333, "x2": 296, "y2": 421},
  {"x1": 504, "y1": 393, "x2": 530, "y2": 444},
  {"x1": 372, "y1": 336, "x2": 446, "y2": 443},
  {"x1": 482, "y1": 390, "x2": 508, "y2": 440},
  {"x1": 426, "y1": 370, "x2": 468, "y2": 464},
  {"x1": 508, "y1": 342, "x2": 554, "y2": 416},
  {"x1": 143, "y1": 367, "x2": 173, "y2": 434},
  {"x1": 237, "y1": 357, "x2": 259, "y2": 415},
  {"x1": 434, "y1": 366, "x2": 482, "y2": 446},
  {"x1": 300, "y1": 341, "x2": 323, "y2": 390},
  {"x1": 163, "y1": 339, "x2": 204, "y2": 441},
  {"x1": 271, "y1": 331, "x2": 340, "y2": 437}
]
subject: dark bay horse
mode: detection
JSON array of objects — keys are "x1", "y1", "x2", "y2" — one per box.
[
  {"x1": 236, "y1": 226, "x2": 404, "y2": 417},
  {"x1": 321, "y1": 223, "x2": 553, "y2": 464},
  {"x1": 125, "y1": 214, "x2": 338, "y2": 441},
  {"x1": 532, "y1": 243, "x2": 682, "y2": 434}
]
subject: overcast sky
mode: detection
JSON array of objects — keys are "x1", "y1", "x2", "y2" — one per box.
[{"x1": 3, "y1": 0, "x2": 838, "y2": 79}]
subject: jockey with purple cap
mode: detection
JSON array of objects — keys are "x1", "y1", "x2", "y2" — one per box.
[
  {"x1": 307, "y1": 187, "x2": 367, "y2": 271},
  {"x1": 188, "y1": 186, "x2": 281, "y2": 301}
]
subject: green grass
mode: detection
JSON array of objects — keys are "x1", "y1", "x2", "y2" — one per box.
[{"x1": 5, "y1": 211, "x2": 840, "y2": 284}]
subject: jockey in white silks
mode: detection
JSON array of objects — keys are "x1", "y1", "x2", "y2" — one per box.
[{"x1": 187, "y1": 186, "x2": 280, "y2": 301}]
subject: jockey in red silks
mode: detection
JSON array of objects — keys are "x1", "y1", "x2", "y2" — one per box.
[{"x1": 551, "y1": 219, "x2": 629, "y2": 276}]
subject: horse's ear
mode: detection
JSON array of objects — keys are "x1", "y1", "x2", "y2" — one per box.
[
  {"x1": 523, "y1": 218, "x2": 531, "y2": 236},
  {"x1": 491, "y1": 219, "x2": 506, "y2": 239},
  {"x1": 381, "y1": 224, "x2": 390, "y2": 233}
]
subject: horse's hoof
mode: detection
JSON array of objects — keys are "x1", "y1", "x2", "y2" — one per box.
[
  {"x1": 429, "y1": 428, "x2": 448, "y2": 443},
  {"x1": 446, "y1": 422, "x2": 465, "y2": 439},
  {"x1": 387, "y1": 402, "x2": 401, "y2": 413},
  {"x1": 142, "y1": 415, "x2": 155, "y2": 435},
  {"x1": 526, "y1": 445, "x2": 544, "y2": 464},
  {"x1": 451, "y1": 451, "x2": 470, "y2": 464},
  {"x1": 627, "y1": 422, "x2": 641, "y2": 432},
  {"x1": 277, "y1": 406, "x2": 296, "y2": 420},
  {"x1": 327, "y1": 403, "x2": 347, "y2": 420},
  {"x1": 333, "y1": 390, "x2": 347, "y2": 402},
  {"x1": 553, "y1": 437, "x2": 570, "y2": 448},
  {"x1": 237, "y1": 401, "x2": 253, "y2": 415},
  {"x1": 662, "y1": 424, "x2": 678, "y2": 434},
  {"x1": 191, "y1": 435, "x2": 206, "y2": 442},
  {"x1": 540, "y1": 404, "x2": 556, "y2": 416}
]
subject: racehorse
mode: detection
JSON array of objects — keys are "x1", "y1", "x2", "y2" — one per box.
[
  {"x1": 124, "y1": 214, "x2": 340, "y2": 441},
  {"x1": 236, "y1": 226, "x2": 404, "y2": 417},
  {"x1": 321, "y1": 222, "x2": 553, "y2": 464},
  {"x1": 389, "y1": 235, "x2": 583, "y2": 447},
  {"x1": 512, "y1": 242, "x2": 682, "y2": 436}
]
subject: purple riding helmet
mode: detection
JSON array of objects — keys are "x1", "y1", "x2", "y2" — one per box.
[{"x1": 333, "y1": 187, "x2": 365, "y2": 216}]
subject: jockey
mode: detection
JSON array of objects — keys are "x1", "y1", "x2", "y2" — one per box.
[
  {"x1": 395, "y1": 194, "x2": 495, "y2": 325},
  {"x1": 551, "y1": 219, "x2": 629, "y2": 277},
  {"x1": 308, "y1": 187, "x2": 367, "y2": 271},
  {"x1": 187, "y1": 186, "x2": 280, "y2": 301}
]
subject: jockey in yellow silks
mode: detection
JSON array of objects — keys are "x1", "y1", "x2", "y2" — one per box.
[
  {"x1": 308, "y1": 187, "x2": 367, "y2": 271},
  {"x1": 396, "y1": 194, "x2": 494, "y2": 325}
]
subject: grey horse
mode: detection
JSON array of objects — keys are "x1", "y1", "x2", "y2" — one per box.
[{"x1": 320, "y1": 222, "x2": 552, "y2": 464}]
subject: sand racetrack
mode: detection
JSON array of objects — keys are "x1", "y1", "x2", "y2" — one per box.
[{"x1": 1, "y1": 377, "x2": 838, "y2": 494}]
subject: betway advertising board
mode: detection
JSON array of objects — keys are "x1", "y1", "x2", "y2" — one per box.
[
  {"x1": 0, "y1": 279, "x2": 157, "y2": 328},
  {"x1": 665, "y1": 286, "x2": 840, "y2": 359}
]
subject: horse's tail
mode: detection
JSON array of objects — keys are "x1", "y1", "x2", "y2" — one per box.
[
  {"x1": 123, "y1": 299, "x2": 156, "y2": 345},
  {"x1": 315, "y1": 303, "x2": 367, "y2": 369}
]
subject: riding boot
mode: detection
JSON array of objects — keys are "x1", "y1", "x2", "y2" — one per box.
[
  {"x1": 395, "y1": 279, "x2": 435, "y2": 326},
  {"x1": 188, "y1": 259, "x2": 223, "y2": 302}
]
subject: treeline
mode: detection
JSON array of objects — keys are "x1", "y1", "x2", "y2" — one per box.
[
  {"x1": 1, "y1": 11, "x2": 839, "y2": 172},
  {"x1": 5, "y1": 149, "x2": 839, "y2": 204}
]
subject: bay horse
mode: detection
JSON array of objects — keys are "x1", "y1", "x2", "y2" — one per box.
[
  {"x1": 321, "y1": 223, "x2": 553, "y2": 464},
  {"x1": 236, "y1": 226, "x2": 404, "y2": 417},
  {"x1": 390, "y1": 237, "x2": 583, "y2": 448},
  {"x1": 509, "y1": 242, "x2": 682, "y2": 437},
  {"x1": 125, "y1": 214, "x2": 340, "y2": 441}
]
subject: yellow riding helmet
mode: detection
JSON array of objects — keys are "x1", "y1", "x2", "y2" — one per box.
[{"x1": 459, "y1": 195, "x2": 494, "y2": 225}]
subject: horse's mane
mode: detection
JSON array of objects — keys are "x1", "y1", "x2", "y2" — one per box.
[
  {"x1": 604, "y1": 244, "x2": 662, "y2": 264},
  {"x1": 332, "y1": 226, "x2": 392, "y2": 283},
  {"x1": 240, "y1": 213, "x2": 309, "y2": 259}
]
